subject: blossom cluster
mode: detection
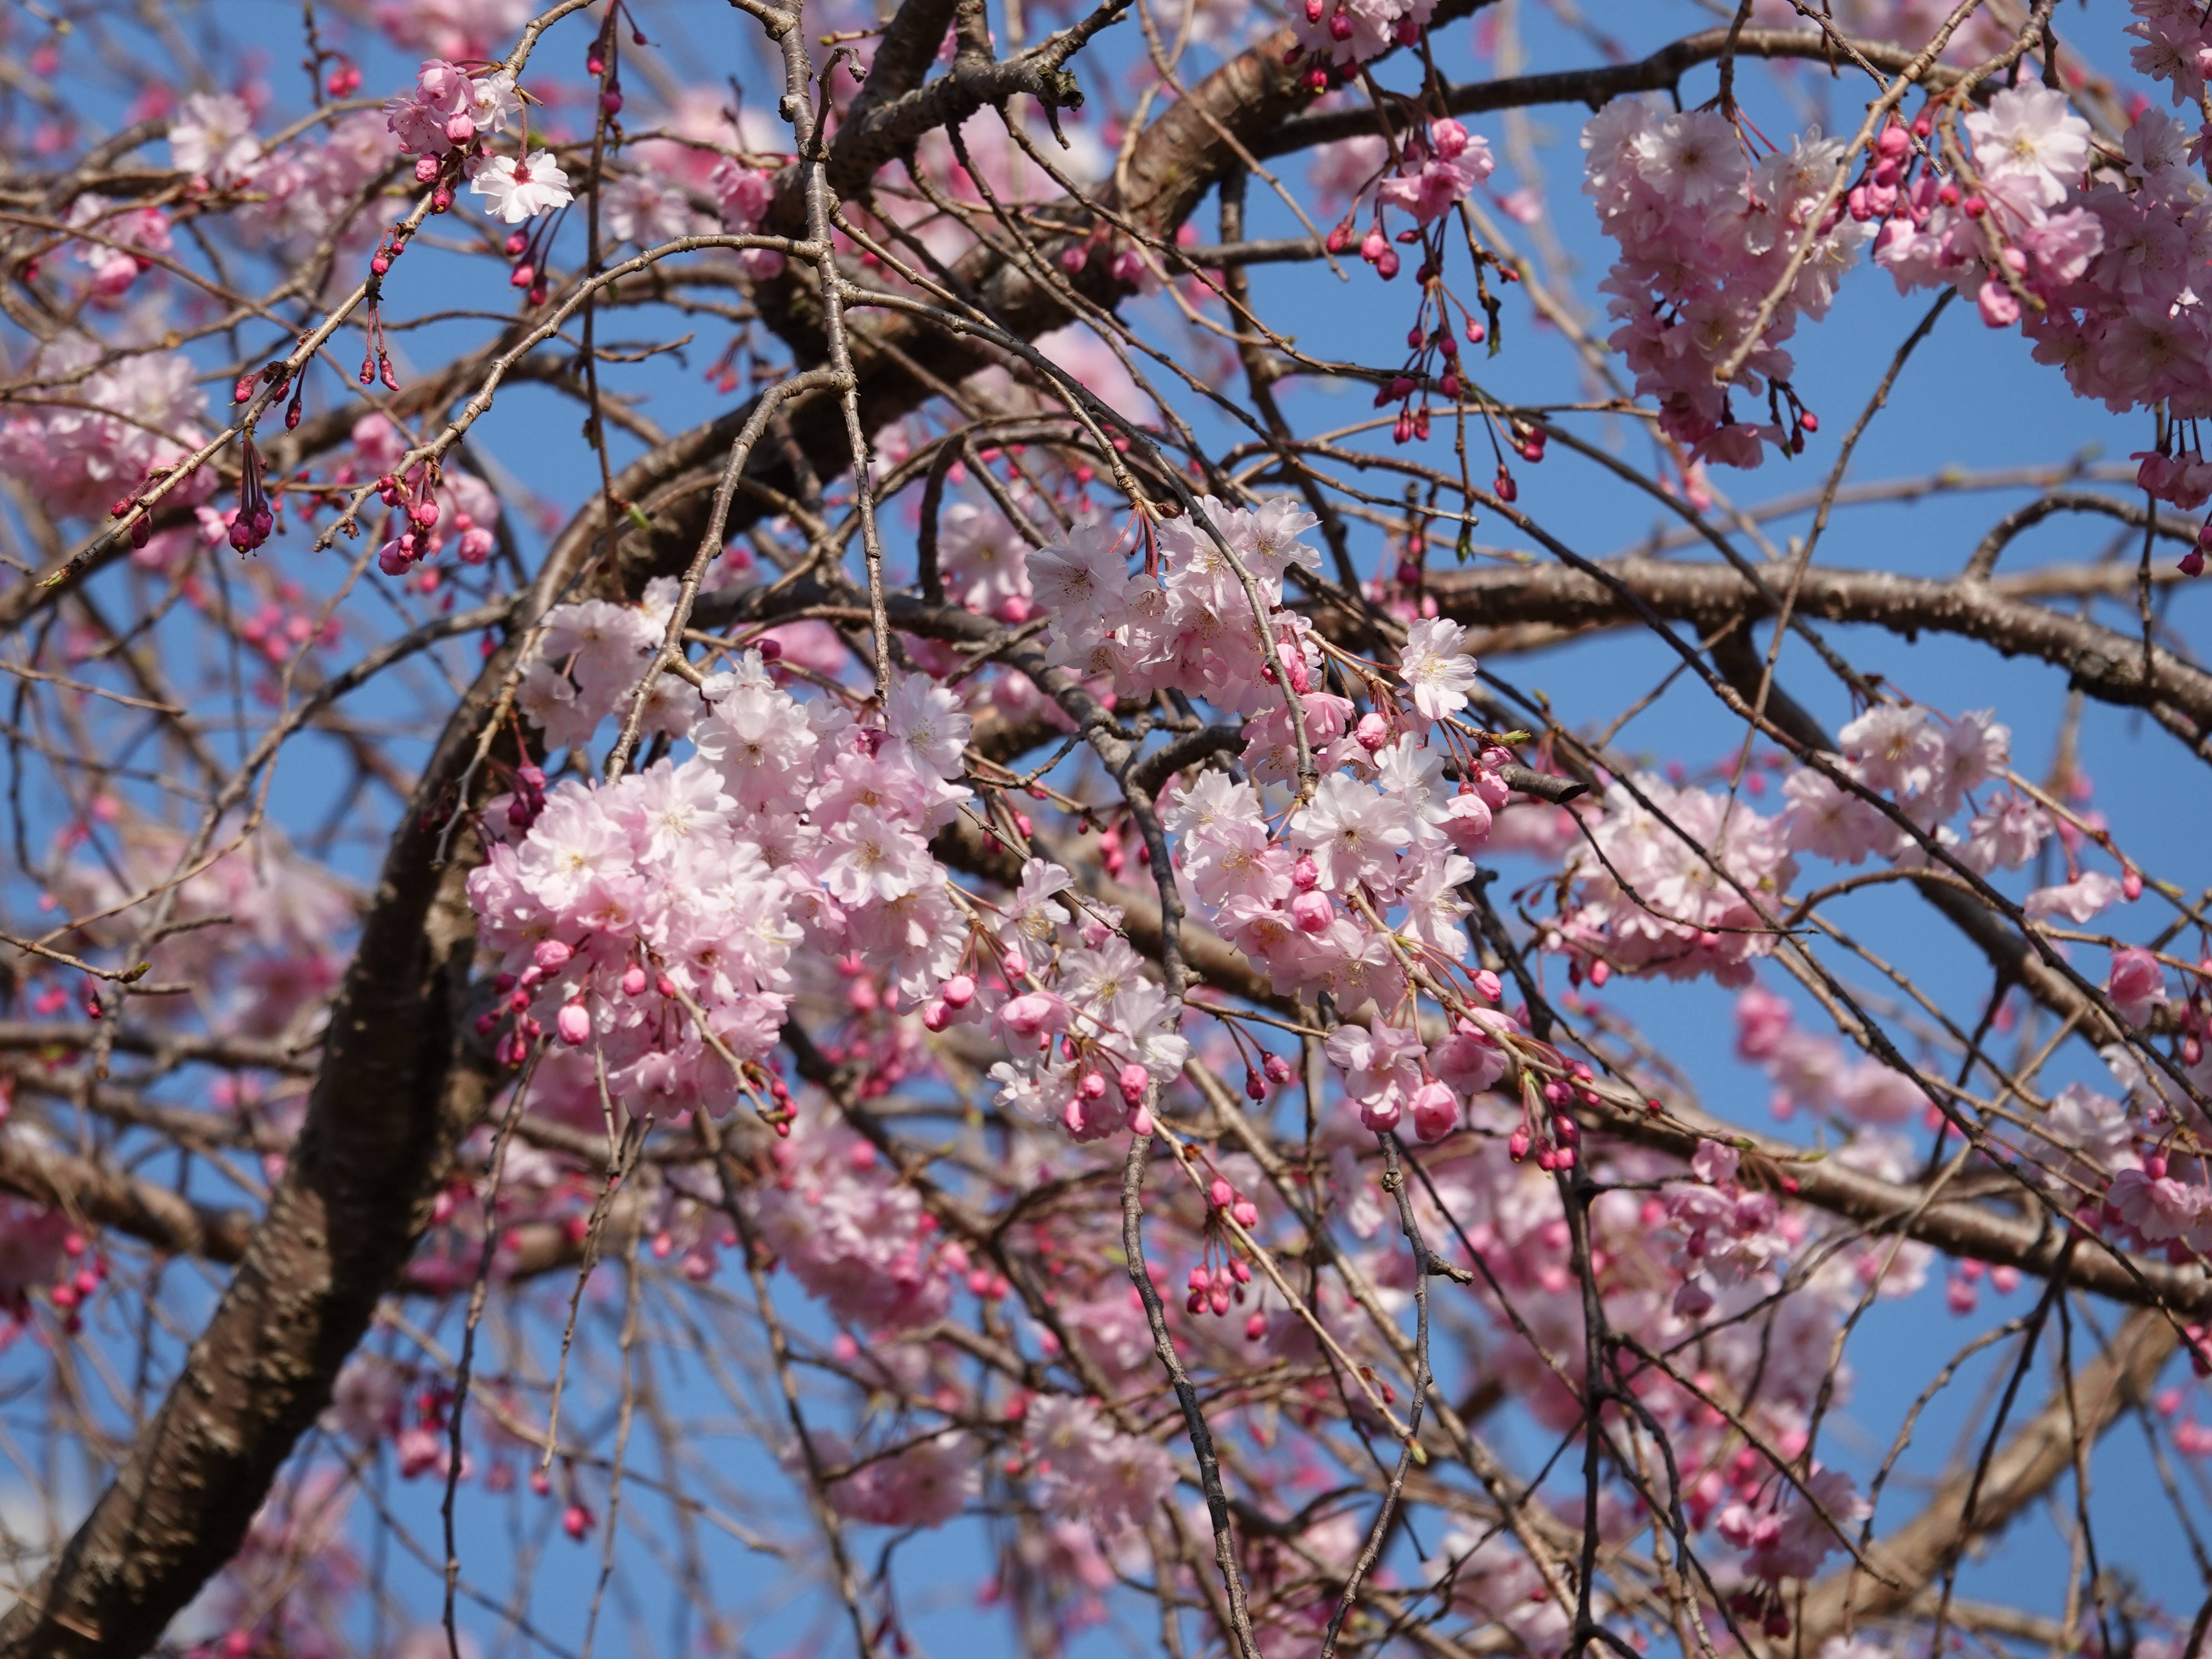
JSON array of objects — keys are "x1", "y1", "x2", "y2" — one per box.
[
  {"x1": 0, "y1": 337, "x2": 207, "y2": 522},
  {"x1": 382, "y1": 57, "x2": 575, "y2": 225},
  {"x1": 1550, "y1": 702, "x2": 2065, "y2": 986},
  {"x1": 1584, "y1": 103, "x2": 1870, "y2": 467},
  {"x1": 1286, "y1": 0, "x2": 1438, "y2": 70},
  {"x1": 472, "y1": 636, "x2": 989, "y2": 1122}
]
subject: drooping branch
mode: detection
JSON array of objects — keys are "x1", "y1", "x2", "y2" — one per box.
[
  {"x1": 0, "y1": 4, "x2": 1430, "y2": 1648},
  {"x1": 1796, "y1": 1311, "x2": 2177, "y2": 1644}
]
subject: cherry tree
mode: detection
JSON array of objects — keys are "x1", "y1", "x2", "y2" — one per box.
[{"x1": 0, "y1": 0, "x2": 2208, "y2": 1655}]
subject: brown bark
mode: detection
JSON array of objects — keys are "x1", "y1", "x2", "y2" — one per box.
[{"x1": 1433, "y1": 555, "x2": 2212, "y2": 754}]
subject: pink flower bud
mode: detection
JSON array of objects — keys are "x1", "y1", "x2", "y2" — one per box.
[
  {"x1": 445, "y1": 114, "x2": 476, "y2": 145},
  {"x1": 557, "y1": 1003, "x2": 592, "y2": 1046},
  {"x1": 1292, "y1": 854, "x2": 1320, "y2": 891},
  {"x1": 941, "y1": 973, "x2": 975, "y2": 1007},
  {"x1": 1359, "y1": 1094, "x2": 1402, "y2": 1133},
  {"x1": 1355, "y1": 711, "x2": 1389, "y2": 750},
  {"x1": 621, "y1": 966, "x2": 648, "y2": 995},
  {"x1": 921, "y1": 998, "x2": 952, "y2": 1031},
  {"x1": 1410, "y1": 1081, "x2": 1458, "y2": 1143},
  {"x1": 1290, "y1": 890, "x2": 1333, "y2": 934},
  {"x1": 534, "y1": 940, "x2": 573, "y2": 971},
  {"x1": 1976, "y1": 276, "x2": 2021, "y2": 328},
  {"x1": 1119, "y1": 1062, "x2": 1151, "y2": 1105},
  {"x1": 1000, "y1": 991, "x2": 1070, "y2": 1038}
]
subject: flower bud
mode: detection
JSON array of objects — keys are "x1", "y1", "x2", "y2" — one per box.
[{"x1": 1410, "y1": 1080, "x2": 1458, "y2": 1142}]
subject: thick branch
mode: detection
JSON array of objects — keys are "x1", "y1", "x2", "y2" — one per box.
[
  {"x1": 1434, "y1": 555, "x2": 2212, "y2": 753},
  {"x1": 1260, "y1": 26, "x2": 1986, "y2": 157},
  {"x1": 1578, "y1": 1089, "x2": 2209, "y2": 1317},
  {"x1": 0, "y1": 1131, "x2": 254, "y2": 1264}
]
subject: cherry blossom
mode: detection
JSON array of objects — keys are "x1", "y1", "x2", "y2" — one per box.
[{"x1": 470, "y1": 149, "x2": 576, "y2": 223}]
